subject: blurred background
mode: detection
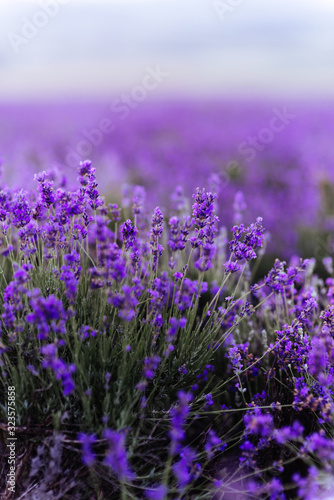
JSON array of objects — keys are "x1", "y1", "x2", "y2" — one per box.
[
  {"x1": 1, "y1": 0, "x2": 334, "y2": 259},
  {"x1": 1, "y1": 0, "x2": 334, "y2": 99}
]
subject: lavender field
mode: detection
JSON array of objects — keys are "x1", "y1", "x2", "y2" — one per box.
[
  {"x1": 1, "y1": 97, "x2": 334, "y2": 499},
  {"x1": 1, "y1": 100, "x2": 334, "y2": 260}
]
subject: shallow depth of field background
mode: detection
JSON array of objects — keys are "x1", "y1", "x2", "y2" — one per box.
[{"x1": 1, "y1": 0, "x2": 334, "y2": 260}]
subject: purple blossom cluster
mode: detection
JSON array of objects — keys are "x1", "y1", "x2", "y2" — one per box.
[
  {"x1": 227, "y1": 217, "x2": 265, "y2": 271},
  {"x1": 104, "y1": 429, "x2": 134, "y2": 480},
  {"x1": 191, "y1": 188, "x2": 218, "y2": 272},
  {"x1": 41, "y1": 343, "x2": 76, "y2": 396}
]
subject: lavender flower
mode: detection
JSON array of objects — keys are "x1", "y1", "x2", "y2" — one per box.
[
  {"x1": 171, "y1": 185, "x2": 188, "y2": 214},
  {"x1": 109, "y1": 203, "x2": 121, "y2": 222},
  {"x1": 11, "y1": 190, "x2": 31, "y2": 228},
  {"x1": 78, "y1": 433, "x2": 97, "y2": 467},
  {"x1": 273, "y1": 421, "x2": 304, "y2": 445},
  {"x1": 121, "y1": 219, "x2": 138, "y2": 251},
  {"x1": 34, "y1": 171, "x2": 55, "y2": 207},
  {"x1": 132, "y1": 185, "x2": 146, "y2": 217},
  {"x1": 143, "y1": 355, "x2": 160, "y2": 380},
  {"x1": 41, "y1": 344, "x2": 76, "y2": 396},
  {"x1": 273, "y1": 323, "x2": 310, "y2": 373},
  {"x1": 172, "y1": 447, "x2": 201, "y2": 489},
  {"x1": 104, "y1": 429, "x2": 134, "y2": 480},
  {"x1": 228, "y1": 345, "x2": 243, "y2": 374},
  {"x1": 244, "y1": 408, "x2": 274, "y2": 438},
  {"x1": 233, "y1": 191, "x2": 246, "y2": 225},
  {"x1": 292, "y1": 467, "x2": 319, "y2": 500},
  {"x1": 265, "y1": 258, "x2": 308, "y2": 294},
  {"x1": 229, "y1": 217, "x2": 264, "y2": 263},
  {"x1": 109, "y1": 285, "x2": 138, "y2": 321},
  {"x1": 204, "y1": 430, "x2": 223, "y2": 460},
  {"x1": 145, "y1": 486, "x2": 168, "y2": 500},
  {"x1": 26, "y1": 292, "x2": 67, "y2": 340},
  {"x1": 169, "y1": 391, "x2": 193, "y2": 452},
  {"x1": 150, "y1": 207, "x2": 164, "y2": 272},
  {"x1": 191, "y1": 188, "x2": 218, "y2": 271}
]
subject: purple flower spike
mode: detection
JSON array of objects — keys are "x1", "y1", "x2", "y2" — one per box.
[
  {"x1": 121, "y1": 219, "x2": 138, "y2": 251},
  {"x1": 104, "y1": 429, "x2": 134, "y2": 481},
  {"x1": 145, "y1": 485, "x2": 168, "y2": 500},
  {"x1": 78, "y1": 432, "x2": 97, "y2": 467}
]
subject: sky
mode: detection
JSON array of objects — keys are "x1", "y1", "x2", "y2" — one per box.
[{"x1": 0, "y1": 0, "x2": 334, "y2": 100}]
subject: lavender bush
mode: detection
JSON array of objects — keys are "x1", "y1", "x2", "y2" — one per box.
[{"x1": 0, "y1": 157, "x2": 334, "y2": 499}]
